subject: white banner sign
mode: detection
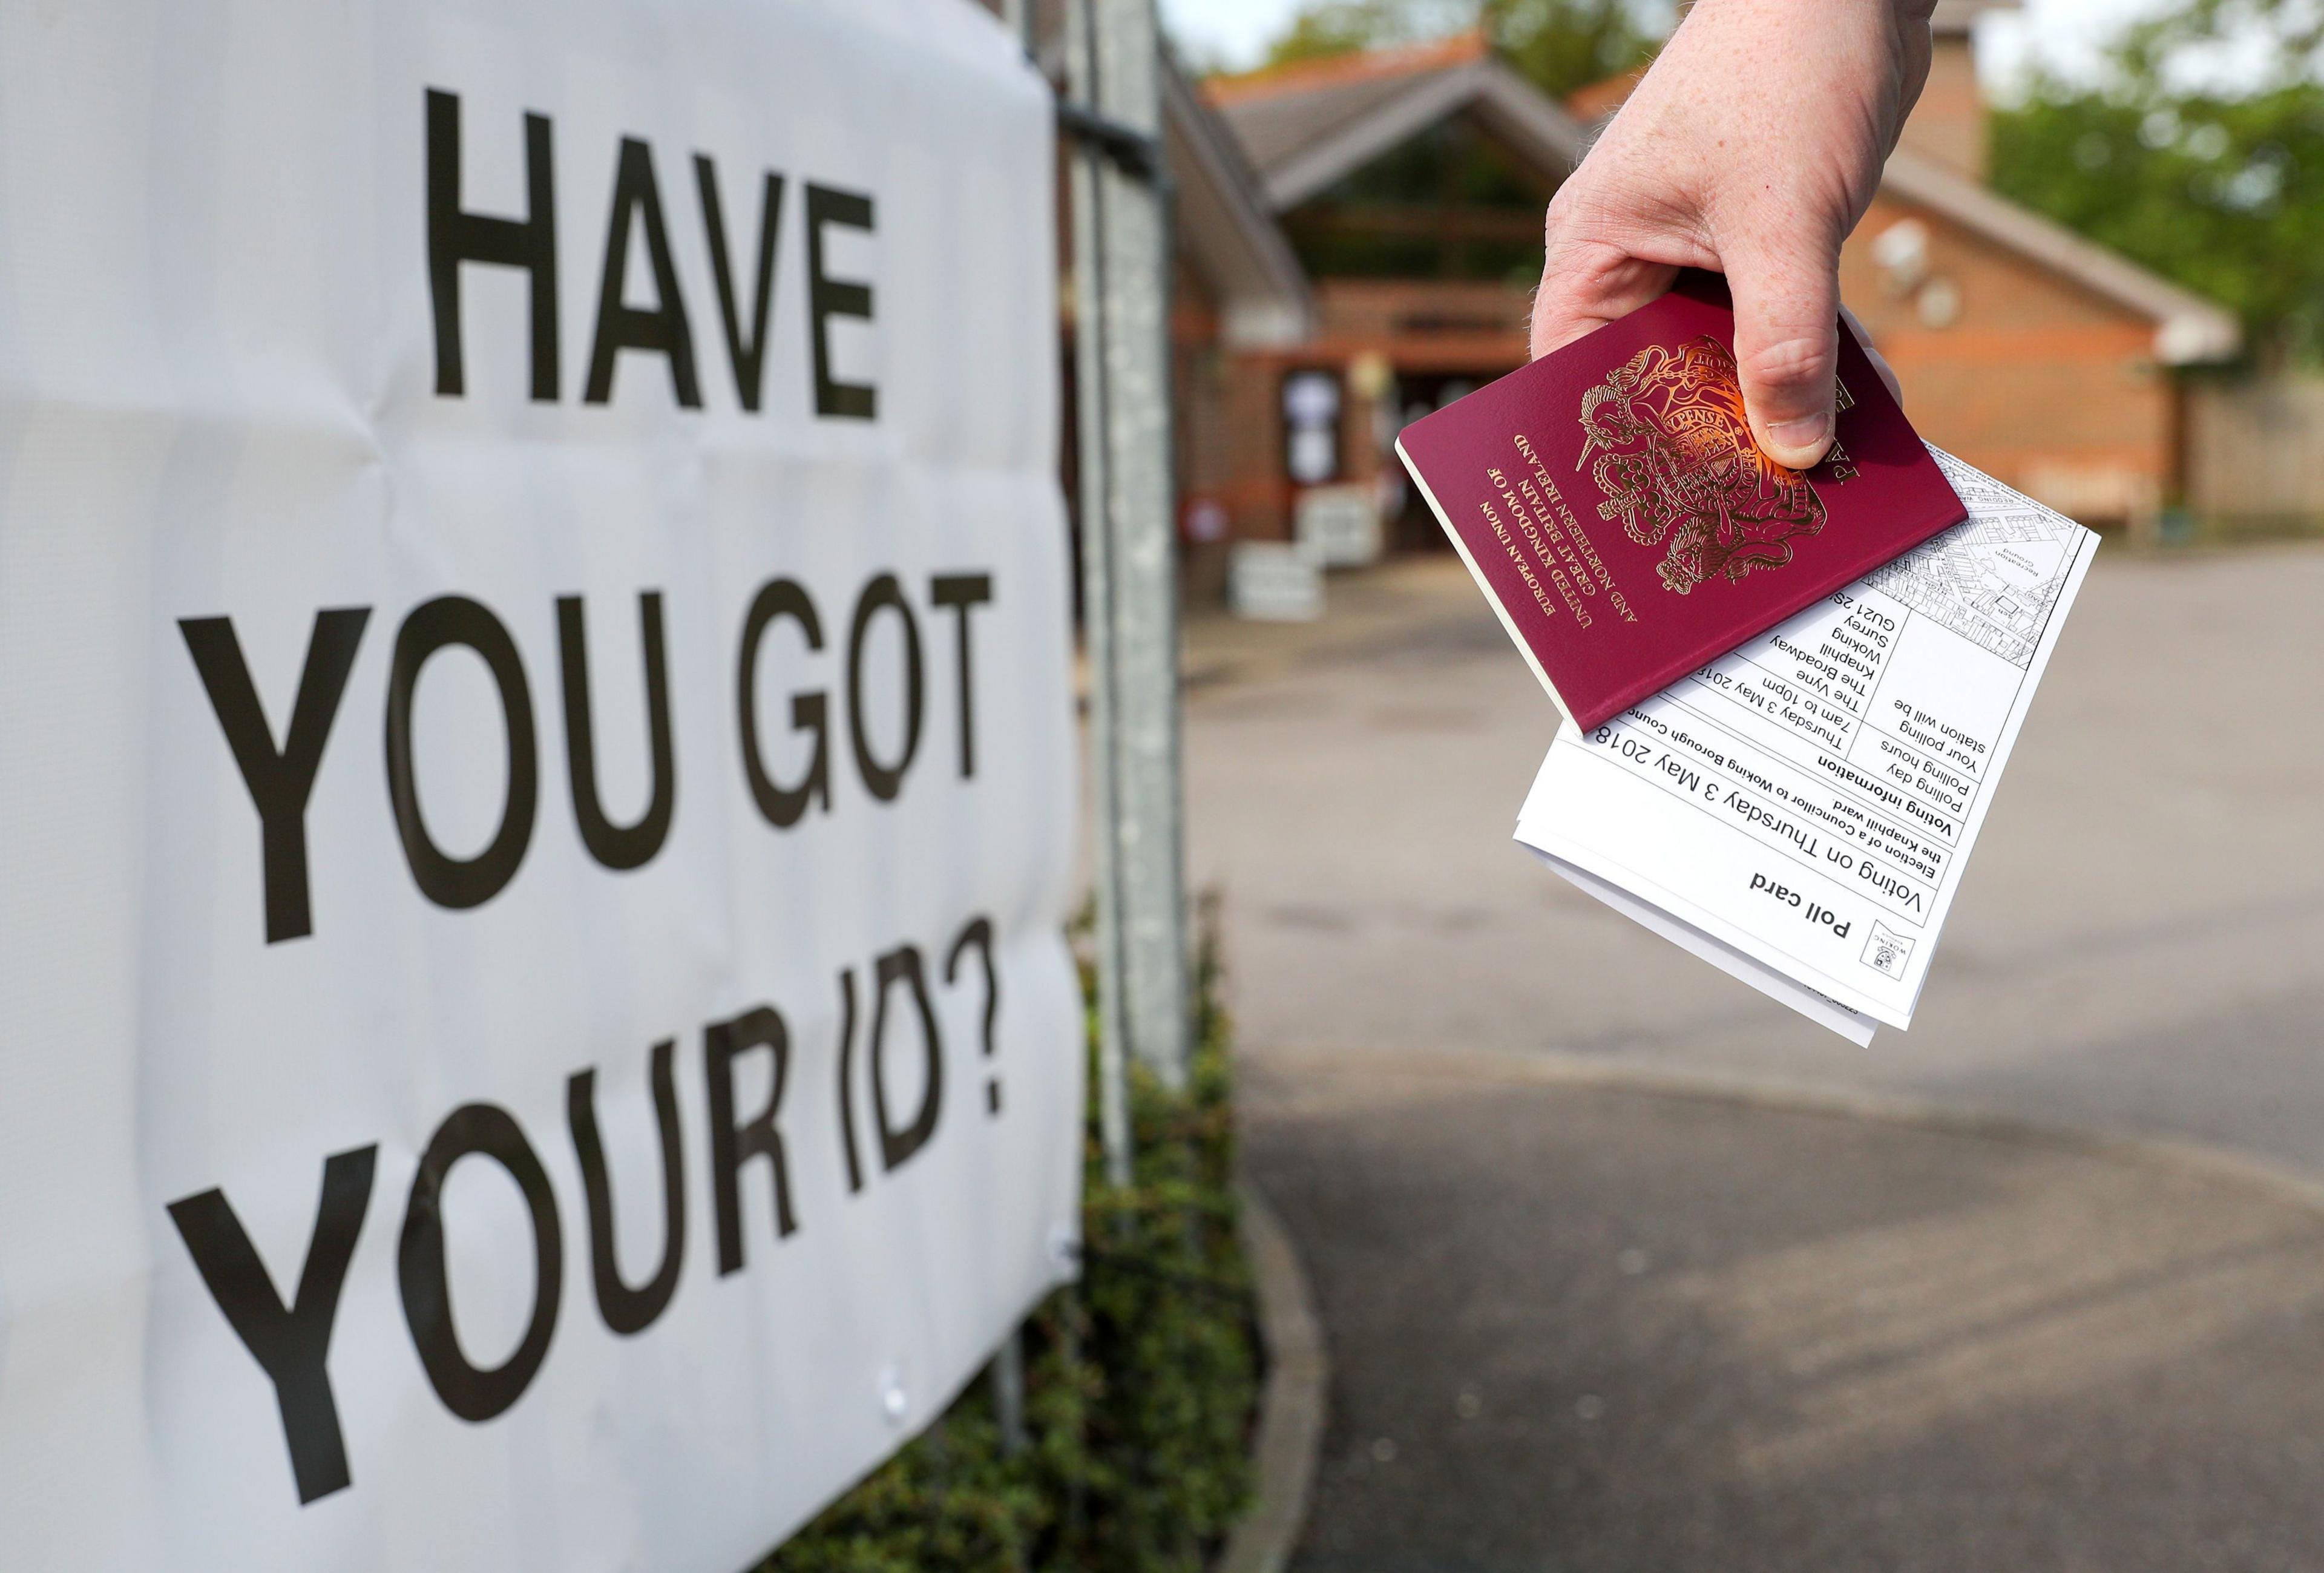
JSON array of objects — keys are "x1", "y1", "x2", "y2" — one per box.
[{"x1": 0, "y1": 1, "x2": 1083, "y2": 1566}]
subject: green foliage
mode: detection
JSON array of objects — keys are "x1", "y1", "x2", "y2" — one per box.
[
  {"x1": 2107, "y1": 0, "x2": 2324, "y2": 95},
  {"x1": 1990, "y1": 2, "x2": 2324, "y2": 361},
  {"x1": 1486, "y1": 0, "x2": 1658, "y2": 100},
  {"x1": 1258, "y1": 0, "x2": 1656, "y2": 99},
  {"x1": 1259, "y1": 0, "x2": 1472, "y2": 68},
  {"x1": 1992, "y1": 85, "x2": 2324, "y2": 358},
  {"x1": 763, "y1": 921, "x2": 1256, "y2": 1573}
]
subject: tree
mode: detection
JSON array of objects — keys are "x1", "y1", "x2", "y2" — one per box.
[
  {"x1": 1258, "y1": 0, "x2": 1659, "y2": 101},
  {"x1": 1990, "y1": 2, "x2": 2324, "y2": 361},
  {"x1": 1260, "y1": 1, "x2": 1469, "y2": 67},
  {"x1": 1488, "y1": 0, "x2": 1659, "y2": 99}
]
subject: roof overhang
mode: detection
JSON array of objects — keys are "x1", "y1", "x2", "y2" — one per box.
[
  {"x1": 1258, "y1": 58, "x2": 1588, "y2": 212},
  {"x1": 1033, "y1": 16, "x2": 1316, "y2": 349},
  {"x1": 1161, "y1": 62, "x2": 1318, "y2": 349}
]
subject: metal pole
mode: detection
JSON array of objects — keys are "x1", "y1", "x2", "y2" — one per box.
[
  {"x1": 990, "y1": 1330, "x2": 1028, "y2": 1457},
  {"x1": 1068, "y1": 0, "x2": 1190, "y2": 1177}
]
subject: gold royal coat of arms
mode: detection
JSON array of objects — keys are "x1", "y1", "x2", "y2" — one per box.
[{"x1": 1577, "y1": 336, "x2": 1828, "y2": 594}]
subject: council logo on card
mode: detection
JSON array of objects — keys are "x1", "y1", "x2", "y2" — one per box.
[{"x1": 1862, "y1": 921, "x2": 1916, "y2": 980}]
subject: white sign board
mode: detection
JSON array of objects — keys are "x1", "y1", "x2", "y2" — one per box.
[
  {"x1": 1230, "y1": 543, "x2": 1327, "y2": 622},
  {"x1": 1294, "y1": 483, "x2": 1384, "y2": 568},
  {"x1": 0, "y1": 2, "x2": 1083, "y2": 1568}
]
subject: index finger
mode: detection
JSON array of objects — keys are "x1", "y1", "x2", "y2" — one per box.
[{"x1": 1529, "y1": 240, "x2": 1678, "y2": 361}]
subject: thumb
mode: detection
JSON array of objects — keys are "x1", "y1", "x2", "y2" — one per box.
[{"x1": 1725, "y1": 236, "x2": 1843, "y2": 470}]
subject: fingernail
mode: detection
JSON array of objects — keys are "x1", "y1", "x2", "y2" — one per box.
[{"x1": 1766, "y1": 412, "x2": 1831, "y2": 451}]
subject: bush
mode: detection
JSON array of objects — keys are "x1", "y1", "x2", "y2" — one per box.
[{"x1": 763, "y1": 916, "x2": 1257, "y2": 1572}]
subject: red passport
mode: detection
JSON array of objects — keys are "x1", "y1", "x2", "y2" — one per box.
[{"x1": 1395, "y1": 273, "x2": 1966, "y2": 732}]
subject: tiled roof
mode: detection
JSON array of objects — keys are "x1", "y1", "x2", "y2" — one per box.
[
  {"x1": 1203, "y1": 31, "x2": 1488, "y2": 108},
  {"x1": 1196, "y1": 24, "x2": 2233, "y2": 362},
  {"x1": 1161, "y1": 64, "x2": 1318, "y2": 346},
  {"x1": 1204, "y1": 36, "x2": 1586, "y2": 209},
  {"x1": 1203, "y1": 33, "x2": 1493, "y2": 183}
]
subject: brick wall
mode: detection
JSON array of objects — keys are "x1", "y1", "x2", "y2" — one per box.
[
  {"x1": 1199, "y1": 278, "x2": 1535, "y2": 552},
  {"x1": 1897, "y1": 36, "x2": 1987, "y2": 180},
  {"x1": 1198, "y1": 209, "x2": 2179, "y2": 547},
  {"x1": 1840, "y1": 193, "x2": 2173, "y2": 524}
]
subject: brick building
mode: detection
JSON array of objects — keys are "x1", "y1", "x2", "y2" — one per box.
[
  {"x1": 980, "y1": 0, "x2": 1317, "y2": 596},
  {"x1": 1187, "y1": 1, "x2": 2240, "y2": 565}
]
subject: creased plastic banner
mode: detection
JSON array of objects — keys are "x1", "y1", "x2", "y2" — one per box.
[{"x1": 0, "y1": 2, "x2": 1082, "y2": 1566}]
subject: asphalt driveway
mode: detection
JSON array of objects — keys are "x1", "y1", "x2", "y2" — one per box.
[{"x1": 1189, "y1": 545, "x2": 2324, "y2": 1571}]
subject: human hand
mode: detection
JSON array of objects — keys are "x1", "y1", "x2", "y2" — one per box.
[{"x1": 1529, "y1": 0, "x2": 1936, "y2": 468}]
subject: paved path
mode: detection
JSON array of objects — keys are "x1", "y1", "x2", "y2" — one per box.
[
  {"x1": 1186, "y1": 546, "x2": 2324, "y2": 1570},
  {"x1": 1242, "y1": 1049, "x2": 2324, "y2": 1573},
  {"x1": 1189, "y1": 548, "x2": 2324, "y2": 1168}
]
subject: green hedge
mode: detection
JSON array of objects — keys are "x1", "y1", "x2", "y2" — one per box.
[{"x1": 763, "y1": 919, "x2": 1258, "y2": 1573}]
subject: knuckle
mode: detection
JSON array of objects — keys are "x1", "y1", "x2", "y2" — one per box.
[{"x1": 1738, "y1": 335, "x2": 1832, "y2": 397}]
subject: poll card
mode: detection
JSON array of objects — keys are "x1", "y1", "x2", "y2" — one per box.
[{"x1": 1516, "y1": 448, "x2": 2098, "y2": 1042}]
